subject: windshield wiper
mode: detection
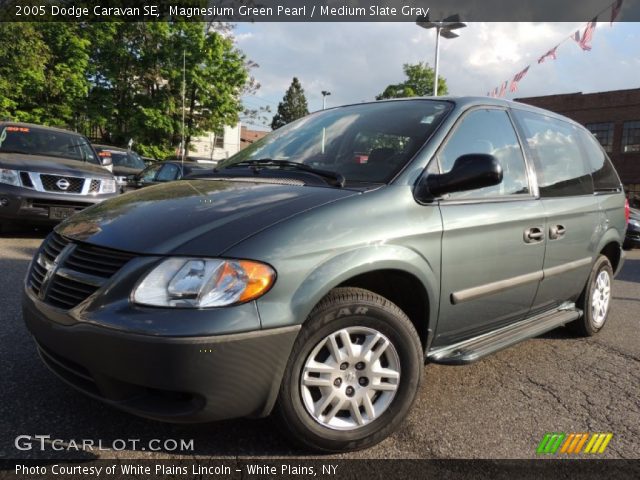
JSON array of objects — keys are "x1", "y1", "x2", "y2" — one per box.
[{"x1": 223, "y1": 159, "x2": 345, "y2": 188}]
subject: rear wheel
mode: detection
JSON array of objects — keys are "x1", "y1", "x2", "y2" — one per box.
[
  {"x1": 276, "y1": 287, "x2": 423, "y2": 452},
  {"x1": 570, "y1": 255, "x2": 613, "y2": 336}
]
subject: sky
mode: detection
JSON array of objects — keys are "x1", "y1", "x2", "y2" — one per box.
[{"x1": 234, "y1": 22, "x2": 640, "y2": 129}]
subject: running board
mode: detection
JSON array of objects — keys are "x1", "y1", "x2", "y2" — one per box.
[{"x1": 427, "y1": 308, "x2": 581, "y2": 365}]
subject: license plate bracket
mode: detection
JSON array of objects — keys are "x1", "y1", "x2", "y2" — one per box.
[{"x1": 49, "y1": 206, "x2": 77, "y2": 220}]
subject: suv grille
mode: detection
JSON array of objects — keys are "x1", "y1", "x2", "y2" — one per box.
[
  {"x1": 89, "y1": 179, "x2": 101, "y2": 193},
  {"x1": 29, "y1": 233, "x2": 135, "y2": 310},
  {"x1": 41, "y1": 174, "x2": 84, "y2": 193}
]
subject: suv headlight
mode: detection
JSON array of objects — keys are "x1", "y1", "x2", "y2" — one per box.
[
  {"x1": 629, "y1": 219, "x2": 640, "y2": 228},
  {"x1": 0, "y1": 169, "x2": 20, "y2": 186},
  {"x1": 133, "y1": 258, "x2": 276, "y2": 308},
  {"x1": 99, "y1": 179, "x2": 116, "y2": 193}
]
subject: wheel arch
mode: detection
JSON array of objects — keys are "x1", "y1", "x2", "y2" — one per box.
[
  {"x1": 595, "y1": 227, "x2": 624, "y2": 275},
  {"x1": 289, "y1": 246, "x2": 439, "y2": 354}
]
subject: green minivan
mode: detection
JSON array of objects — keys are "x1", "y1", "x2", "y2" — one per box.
[{"x1": 23, "y1": 98, "x2": 628, "y2": 452}]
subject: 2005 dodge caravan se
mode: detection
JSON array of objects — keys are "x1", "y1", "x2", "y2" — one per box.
[{"x1": 23, "y1": 98, "x2": 628, "y2": 452}]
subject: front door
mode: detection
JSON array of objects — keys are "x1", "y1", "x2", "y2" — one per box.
[{"x1": 431, "y1": 107, "x2": 546, "y2": 347}]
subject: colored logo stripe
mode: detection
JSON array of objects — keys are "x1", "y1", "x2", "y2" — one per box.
[
  {"x1": 537, "y1": 433, "x2": 566, "y2": 454},
  {"x1": 537, "y1": 432, "x2": 613, "y2": 454}
]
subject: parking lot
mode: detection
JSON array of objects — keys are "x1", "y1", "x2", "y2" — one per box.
[{"x1": 1, "y1": 228, "x2": 639, "y2": 460}]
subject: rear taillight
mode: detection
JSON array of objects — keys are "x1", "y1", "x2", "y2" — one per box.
[{"x1": 625, "y1": 198, "x2": 630, "y2": 224}]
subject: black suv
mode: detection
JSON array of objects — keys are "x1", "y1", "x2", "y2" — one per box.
[{"x1": 0, "y1": 123, "x2": 117, "y2": 232}]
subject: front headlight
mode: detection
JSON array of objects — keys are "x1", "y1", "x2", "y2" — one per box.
[
  {"x1": 133, "y1": 258, "x2": 276, "y2": 308},
  {"x1": 629, "y1": 219, "x2": 640, "y2": 228},
  {"x1": 115, "y1": 176, "x2": 127, "y2": 185},
  {"x1": 99, "y1": 179, "x2": 116, "y2": 193},
  {"x1": 0, "y1": 169, "x2": 20, "y2": 186}
]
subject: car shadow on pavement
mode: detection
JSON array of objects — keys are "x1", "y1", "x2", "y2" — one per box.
[{"x1": 616, "y1": 258, "x2": 640, "y2": 283}]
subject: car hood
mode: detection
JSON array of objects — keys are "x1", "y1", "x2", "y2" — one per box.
[
  {"x1": 56, "y1": 179, "x2": 359, "y2": 256},
  {"x1": 0, "y1": 153, "x2": 112, "y2": 177}
]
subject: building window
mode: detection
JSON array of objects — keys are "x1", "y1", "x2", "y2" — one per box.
[
  {"x1": 585, "y1": 122, "x2": 614, "y2": 152},
  {"x1": 622, "y1": 121, "x2": 640, "y2": 153},
  {"x1": 214, "y1": 130, "x2": 224, "y2": 149}
]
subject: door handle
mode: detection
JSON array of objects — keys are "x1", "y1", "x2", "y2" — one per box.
[
  {"x1": 524, "y1": 227, "x2": 544, "y2": 243},
  {"x1": 549, "y1": 224, "x2": 566, "y2": 240}
]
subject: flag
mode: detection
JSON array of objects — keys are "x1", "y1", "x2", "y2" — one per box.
[
  {"x1": 498, "y1": 81, "x2": 508, "y2": 98},
  {"x1": 538, "y1": 46, "x2": 558, "y2": 64},
  {"x1": 572, "y1": 30, "x2": 581, "y2": 43},
  {"x1": 491, "y1": 87, "x2": 499, "y2": 98},
  {"x1": 611, "y1": 0, "x2": 623, "y2": 25},
  {"x1": 577, "y1": 18, "x2": 597, "y2": 51},
  {"x1": 509, "y1": 66, "x2": 530, "y2": 93}
]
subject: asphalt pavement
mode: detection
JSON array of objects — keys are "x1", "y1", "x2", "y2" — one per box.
[{"x1": 1, "y1": 227, "x2": 638, "y2": 460}]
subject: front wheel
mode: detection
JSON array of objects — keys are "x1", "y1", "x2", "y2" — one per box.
[
  {"x1": 570, "y1": 255, "x2": 614, "y2": 336},
  {"x1": 276, "y1": 287, "x2": 423, "y2": 452}
]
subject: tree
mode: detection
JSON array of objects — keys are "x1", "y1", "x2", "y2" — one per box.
[
  {"x1": 0, "y1": 23, "x2": 90, "y2": 127},
  {"x1": 271, "y1": 77, "x2": 309, "y2": 130},
  {"x1": 376, "y1": 62, "x2": 448, "y2": 100},
  {"x1": 84, "y1": 22, "x2": 250, "y2": 158}
]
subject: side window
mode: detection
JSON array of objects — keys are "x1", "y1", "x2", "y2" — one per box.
[
  {"x1": 156, "y1": 163, "x2": 180, "y2": 182},
  {"x1": 513, "y1": 110, "x2": 593, "y2": 197},
  {"x1": 579, "y1": 129, "x2": 621, "y2": 192},
  {"x1": 141, "y1": 164, "x2": 162, "y2": 182},
  {"x1": 437, "y1": 109, "x2": 530, "y2": 199}
]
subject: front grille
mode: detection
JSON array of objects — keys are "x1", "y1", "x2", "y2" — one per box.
[
  {"x1": 29, "y1": 232, "x2": 135, "y2": 309},
  {"x1": 20, "y1": 172, "x2": 34, "y2": 188},
  {"x1": 40, "y1": 174, "x2": 84, "y2": 193},
  {"x1": 30, "y1": 234, "x2": 69, "y2": 296},
  {"x1": 89, "y1": 179, "x2": 101, "y2": 193}
]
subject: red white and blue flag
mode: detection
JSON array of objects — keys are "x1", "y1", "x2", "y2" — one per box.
[
  {"x1": 509, "y1": 66, "x2": 530, "y2": 93},
  {"x1": 573, "y1": 18, "x2": 597, "y2": 51},
  {"x1": 538, "y1": 46, "x2": 558, "y2": 64}
]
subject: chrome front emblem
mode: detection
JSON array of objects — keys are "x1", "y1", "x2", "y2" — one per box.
[
  {"x1": 37, "y1": 244, "x2": 75, "y2": 300},
  {"x1": 56, "y1": 178, "x2": 70, "y2": 190}
]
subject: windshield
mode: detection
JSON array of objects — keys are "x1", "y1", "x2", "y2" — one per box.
[
  {"x1": 0, "y1": 125, "x2": 99, "y2": 164},
  {"x1": 218, "y1": 100, "x2": 451, "y2": 184},
  {"x1": 95, "y1": 148, "x2": 145, "y2": 169}
]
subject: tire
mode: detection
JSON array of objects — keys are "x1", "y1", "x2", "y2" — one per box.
[
  {"x1": 276, "y1": 287, "x2": 423, "y2": 452},
  {"x1": 570, "y1": 255, "x2": 614, "y2": 337}
]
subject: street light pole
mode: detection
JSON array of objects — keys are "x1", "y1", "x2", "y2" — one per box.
[
  {"x1": 321, "y1": 90, "x2": 331, "y2": 110},
  {"x1": 416, "y1": 14, "x2": 466, "y2": 97},
  {"x1": 434, "y1": 25, "x2": 441, "y2": 96}
]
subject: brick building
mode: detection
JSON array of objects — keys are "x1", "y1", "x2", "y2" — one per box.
[{"x1": 516, "y1": 88, "x2": 640, "y2": 203}]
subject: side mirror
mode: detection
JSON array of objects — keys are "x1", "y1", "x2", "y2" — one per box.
[{"x1": 417, "y1": 154, "x2": 503, "y2": 200}]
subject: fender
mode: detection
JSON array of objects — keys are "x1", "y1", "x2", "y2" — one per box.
[
  {"x1": 594, "y1": 226, "x2": 625, "y2": 275},
  {"x1": 288, "y1": 245, "x2": 440, "y2": 342}
]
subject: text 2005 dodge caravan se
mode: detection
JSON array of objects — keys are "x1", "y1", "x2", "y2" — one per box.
[{"x1": 24, "y1": 98, "x2": 628, "y2": 452}]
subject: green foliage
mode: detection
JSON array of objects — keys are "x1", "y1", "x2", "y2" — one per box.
[
  {"x1": 271, "y1": 77, "x2": 309, "y2": 130},
  {"x1": 0, "y1": 22, "x2": 253, "y2": 158},
  {"x1": 376, "y1": 62, "x2": 448, "y2": 100},
  {"x1": 0, "y1": 23, "x2": 89, "y2": 126}
]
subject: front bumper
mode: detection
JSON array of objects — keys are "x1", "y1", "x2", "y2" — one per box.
[
  {"x1": 0, "y1": 183, "x2": 115, "y2": 224},
  {"x1": 23, "y1": 290, "x2": 299, "y2": 423}
]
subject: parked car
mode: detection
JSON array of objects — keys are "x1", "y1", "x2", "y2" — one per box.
[
  {"x1": 623, "y1": 207, "x2": 640, "y2": 249},
  {"x1": 93, "y1": 145, "x2": 146, "y2": 192},
  {"x1": 125, "y1": 160, "x2": 211, "y2": 190},
  {"x1": 0, "y1": 122, "x2": 117, "y2": 232},
  {"x1": 23, "y1": 98, "x2": 627, "y2": 452}
]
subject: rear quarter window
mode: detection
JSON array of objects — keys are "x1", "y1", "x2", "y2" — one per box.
[
  {"x1": 578, "y1": 129, "x2": 622, "y2": 192},
  {"x1": 513, "y1": 110, "x2": 593, "y2": 197}
]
